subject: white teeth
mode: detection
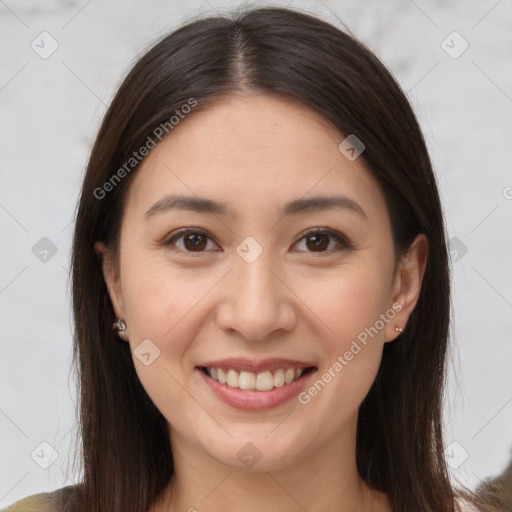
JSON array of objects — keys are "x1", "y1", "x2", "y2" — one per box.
[
  {"x1": 239, "y1": 371, "x2": 256, "y2": 390},
  {"x1": 273, "y1": 368, "x2": 285, "y2": 387},
  {"x1": 204, "y1": 366, "x2": 308, "y2": 391},
  {"x1": 256, "y1": 370, "x2": 274, "y2": 391},
  {"x1": 284, "y1": 368, "x2": 295, "y2": 384},
  {"x1": 217, "y1": 368, "x2": 227, "y2": 384},
  {"x1": 226, "y1": 369, "x2": 238, "y2": 388}
]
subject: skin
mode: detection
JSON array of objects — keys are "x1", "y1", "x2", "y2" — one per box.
[{"x1": 96, "y1": 92, "x2": 427, "y2": 512}]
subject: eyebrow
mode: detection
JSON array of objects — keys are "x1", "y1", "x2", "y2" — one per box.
[{"x1": 144, "y1": 194, "x2": 366, "y2": 220}]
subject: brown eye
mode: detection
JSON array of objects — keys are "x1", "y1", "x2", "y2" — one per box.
[
  {"x1": 163, "y1": 227, "x2": 351, "y2": 256},
  {"x1": 294, "y1": 229, "x2": 352, "y2": 254},
  {"x1": 305, "y1": 233, "x2": 330, "y2": 252},
  {"x1": 164, "y1": 229, "x2": 218, "y2": 253},
  {"x1": 183, "y1": 233, "x2": 207, "y2": 251}
]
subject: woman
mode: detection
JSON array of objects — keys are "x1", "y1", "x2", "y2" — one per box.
[{"x1": 3, "y1": 6, "x2": 501, "y2": 512}]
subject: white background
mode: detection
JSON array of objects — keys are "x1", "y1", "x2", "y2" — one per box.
[{"x1": 1, "y1": 0, "x2": 511, "y2": 507}]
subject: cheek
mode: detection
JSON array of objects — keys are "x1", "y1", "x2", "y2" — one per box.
[
  {"x1": 119, "y1": 256, "x2": 210, "y2": 427},
  {"x1": 294, "y1": 258, "x2": 392, "y2": 412},
  {"x1": 301, "y1": 258, "x2": 394, "y2": 344},
  {"x1": 120, "y1": 249, "x2": 208, "y2": 347}
]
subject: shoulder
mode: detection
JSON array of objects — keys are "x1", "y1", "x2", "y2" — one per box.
[{"x1": 1, "y1": 486, "x2": 77, "y2": 512}]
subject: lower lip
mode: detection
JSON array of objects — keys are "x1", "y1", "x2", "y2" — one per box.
[{"x1": 196, "y1": 368, "x2": 316, "y2": 411}]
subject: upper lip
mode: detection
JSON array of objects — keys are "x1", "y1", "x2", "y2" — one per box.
[{"x1": 197, "y1": 358, "x2": 316, "y2": 373}]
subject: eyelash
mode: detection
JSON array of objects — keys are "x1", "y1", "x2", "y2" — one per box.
[{"x1": 162, "y1": 227, "x2": 353, "y2": 256}]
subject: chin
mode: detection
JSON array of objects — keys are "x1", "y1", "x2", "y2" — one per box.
[{"x1": 204, "y1": 436, "x2": 306, "y2": 472}]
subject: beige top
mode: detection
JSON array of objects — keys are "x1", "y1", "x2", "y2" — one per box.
[
  {"x1": 1, "y1": 487, "x2": 482, "y2": 512},
  {"x1": 1, "y1": 486, "x2": 75, "y2": 512}
]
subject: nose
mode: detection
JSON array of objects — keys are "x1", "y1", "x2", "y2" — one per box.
[{"x1": 215, "y1": 250, "x2": 297, "y2": 341}]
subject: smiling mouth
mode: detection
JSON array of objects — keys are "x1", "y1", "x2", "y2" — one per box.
[{"x1": 198, "y1": 366, "x2": 317, "y2": 392}]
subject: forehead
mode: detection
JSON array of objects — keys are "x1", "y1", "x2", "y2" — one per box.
[{"x1": 124, "y1": 93, "x2": 388, "y2": 223}]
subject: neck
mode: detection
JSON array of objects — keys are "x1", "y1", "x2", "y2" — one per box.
[{"x1": 150, "y1": 422, "x2": 390, "y2": 512}]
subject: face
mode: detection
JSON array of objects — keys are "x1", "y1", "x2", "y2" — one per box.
[{"x1": 97, "y1": 92, "x2": 426, "y2": 473}]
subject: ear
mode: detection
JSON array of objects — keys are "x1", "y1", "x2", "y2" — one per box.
[
  {"x1": 94, "y1": 241, "x2": 128, "y2": 340},
  {"x1": 385, "y1": 234, "x2": 428, "y2": 342}
]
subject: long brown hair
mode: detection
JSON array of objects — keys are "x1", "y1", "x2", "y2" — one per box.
[{"x1": 69, "y1": 6, "x2": 483, "y2": 511}]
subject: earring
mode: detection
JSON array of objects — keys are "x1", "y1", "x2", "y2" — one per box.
[
  {"x1": 395, "y1": 327, "x2": 403, "y2": 332},
  {"x1": 112, "y1": 318, "x2": 127, "y2": 332}
]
